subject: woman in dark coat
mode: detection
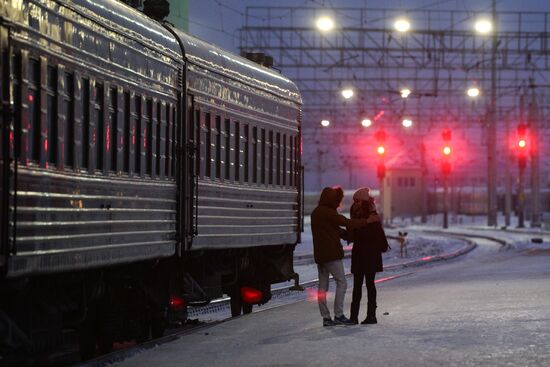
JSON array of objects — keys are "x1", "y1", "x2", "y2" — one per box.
[{"x1": 349, "y1": 187, "x2": 389, "y2": 324}]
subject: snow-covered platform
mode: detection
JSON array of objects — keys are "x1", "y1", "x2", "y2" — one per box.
[{"x1": 113, "y1": 227, "x2": 550, "y2": 367}]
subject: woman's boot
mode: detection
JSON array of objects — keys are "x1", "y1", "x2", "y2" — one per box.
[{"x1": 361, "y1": 303, "x2": 377, "y2": 324}]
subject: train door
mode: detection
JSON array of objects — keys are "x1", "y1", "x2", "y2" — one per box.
[
  {"x1": 185, "y1": 93, "x2": 197, "y2": 249},
  {"x1": 0, "y1": 23, "x2": 12, "y2": 274}
]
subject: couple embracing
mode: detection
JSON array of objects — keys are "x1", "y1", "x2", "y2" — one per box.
[{"x1": 310, "y1": 186, "x2": 389, "y2": 326}]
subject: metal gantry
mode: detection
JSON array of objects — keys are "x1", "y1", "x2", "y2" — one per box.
[{"x1": 239, "y1": 5, "x2": 550, "y2": 226}]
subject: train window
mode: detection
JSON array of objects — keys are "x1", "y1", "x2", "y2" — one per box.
[
  {"x1": 46, "y1": 65, "x2": 57, "y2": 166},
  {"x1": 109, "y1": 87, "x2": 118, "y2": 172},
  {"x1": 28, "y1": 58, "x2": 40, "y2": 162},
  {"x1": 260, "y1": 128, "x2": 266, "y2": 185},
  {"x1": 167, "y1": 104, "x2": 175, "y2": 178},
  {"x1": 156, "y1": 101, "x2": 163, "y2": 178},
  {"x1": 95, "y1": 83, "x2": 104, "y2": 171},
  {"x1": 234, "y1": 121, "x2": 240, "y2": 182},
  {"x1": 224, "y1": 118, "x2": 231, "y2": 180},
  {"x1": 194, "y1": 109, "x2": 201, "y2": 178},
  {"x1": 268, "y1": 130, "x2": 273, "y2": 185},
  {"x1": 288, "y1": 136, "x2": 294, "y2": 186},
  {"x1": 12, "y1": 53, "x2": 22, "y2": 162},
  {"x1": 252, "y1": 126, "x2": 258, "y2": 184},
  {"x1": 283, "y1": 134, "x2": 287, "y2": 187},
  {"x1": 244, "y1": 124, "x2": 249, "y2": 183},
  {"x1": 204, "y1": 112, "x2": 211, "y2": 178},
  {"x1": 296, "y1": 135, "x2": 300, "y2": 187},
  {"x1": 275, "y1": 133, "x2": 281, "y2": 186},
  {"x1": 82, "y1": 78, "x2": 90, "y2": 169},
  {"x1": 134, "y1": 96, "x2": 141, "y2": 175},
  {"x1": 123, "y1": 91, "x2": 130, "y2": 173},
  {"x1": 171, "y1": 105, "x2": 176, "y2": 177},
  {"x1": 146, "y1": 98, "x2": 153, "y2": 176},
  {"x1": 215, "y1": 116, "x2": 221, "y2": 179},
  {"x1": 64, "y1": 73, "x2": 74, "y2": 168}
]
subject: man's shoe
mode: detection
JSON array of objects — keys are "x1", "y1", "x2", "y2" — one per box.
[
  {"x1": 333, "y1": 315, "x2": 355, "y2": 325},
  {"x1": 323, "y1": 318, "x2": 335, "y2": 327},
  {"x1": 349, "y1": 317, "x2": 359, "y2": 325},
  {"x1": 361, "y1": 316, "x2": 377, "y2": 324}
]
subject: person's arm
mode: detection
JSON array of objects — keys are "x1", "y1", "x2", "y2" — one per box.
[
  {"x1": 366, "y1": 213, "x2": 381, "y2": 223},
  {"x1": 328, "y1": 211, "x2": 368, "y2": 229}
]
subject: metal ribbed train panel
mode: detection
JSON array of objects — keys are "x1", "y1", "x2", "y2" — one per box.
[
  {"x1": 6, "y1": 167, "x2": 177, "y2": 278},
  {"x1": 191, "y1": 181, "x2": 299, "y2": 249}
]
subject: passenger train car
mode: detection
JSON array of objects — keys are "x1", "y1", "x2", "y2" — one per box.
[{"x1": 0, "y1": 0, "x2": 302, "y2": 359}]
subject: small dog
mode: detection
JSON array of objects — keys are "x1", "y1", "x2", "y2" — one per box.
[{"x1": 398, "y1": 231, "x2": 408, "y2": 258}]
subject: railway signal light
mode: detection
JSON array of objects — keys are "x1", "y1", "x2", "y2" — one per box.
[
  {"x1": 516, "y1": 123, "x2": 529, "y2": 169},
  {"x1": 443, "y1": 146, "x2": 451, "y2": 156},
  {"x1": 377, "y1": 145, "x2": 385, "y2": 155},
  {"x1": 377, "y1": 163, "x2": 386, "y2": 179}
]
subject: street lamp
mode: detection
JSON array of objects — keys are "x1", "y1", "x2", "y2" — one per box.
[
  {"x1": 361, "y1": 119, "x2": 372, "y2": 127},
  {"x1": 320, "y1": 119, "x2": 330, "y2": 127},
  {"x1": 316, "y1": 16, "x2": 334, "y2": 32},
  {"x1": 467, "y1": 87, "x2": 480, "y2": 97},
  {"x1": 394, "y1": 18, "x2": 411, "y2": 32},
  {"x1": 341, "y1": 88, "x2": 354, "y2": 99},
  {"x1": 402, "y1": 118, "x2": 413, "y2": 128},
  {"x1": 400, "y1": 88, "x2": 411, "y2": 98},
  {"x1": 474, "y1": 19, "x2": 492, "y2": 34}
]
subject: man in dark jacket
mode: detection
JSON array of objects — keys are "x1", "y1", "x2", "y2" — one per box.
[{"x1": 311, "y1": 186, "x2": 379, "y2": 326}]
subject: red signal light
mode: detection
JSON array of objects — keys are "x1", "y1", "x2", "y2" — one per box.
[
  {"x1": 377, "y1": 146, "x2": 385, "y2": 155},
  {"x1": 169, "y1": 295, "x2": 186, "y2": 311},
  {"x1": 518, "y1": 139, "x2": 526, "y2": 149},
  {"x1": 241, "y1": 287, "x2": 263, "y2": 304},
  {"x1": 442, "y1": 146, "x2": 451, "y2": 156}
]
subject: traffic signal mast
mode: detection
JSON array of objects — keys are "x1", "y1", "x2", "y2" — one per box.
[
  {"x1": 516, "y1": 123, "x2": 529, "y2": 228},
  {"x1": 375, "y1": 130, "x2": 386, "y2": 219},
  {"x1": 441, "y1": 129, "x2": 452, "y2": 229}
]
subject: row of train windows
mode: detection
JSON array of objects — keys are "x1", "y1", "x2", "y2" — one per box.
[
  {"x1": 194, "y1": 110, "x2": 299, "y2": 188},
  {"x1": 17, "y1": 57, "x2": 177, "y2": 179}
]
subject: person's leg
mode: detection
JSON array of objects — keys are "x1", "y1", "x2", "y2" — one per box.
[
  {"x1": 363, "y1": 272, "x2": 378, "y2": 324},
  {"x1": 317, "y1": 263, "x2": 331, "y2": 320},
  {"x1": 350, "y1": 272, "x2": 364, "y2": 323},
  {"x1": 325, "y1": 260, "x2": 346, "y2": 318}
]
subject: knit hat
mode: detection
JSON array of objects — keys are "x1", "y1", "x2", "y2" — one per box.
[{"x1": 353, "y1": 187, "x2": 371, "y2": 202}]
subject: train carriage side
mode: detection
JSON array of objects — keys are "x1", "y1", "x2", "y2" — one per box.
[
  {"x1": 172, "y1": 30, "x2": 302, "y2": 309},
  {"x1": 1, "y1": 0, "x2": 183, "y2": 356}
]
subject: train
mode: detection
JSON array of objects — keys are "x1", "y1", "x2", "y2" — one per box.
[{"x1": 0, "y1": 0, "x2": 302, "y2": 360}]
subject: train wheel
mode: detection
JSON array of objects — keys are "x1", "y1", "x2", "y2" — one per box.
[
  {"x1": 230, "y1": 290, "x2": 242, "y2": 317},
  {"x1": 78, "y1": 313, "x2": 98, "y2": 360}
]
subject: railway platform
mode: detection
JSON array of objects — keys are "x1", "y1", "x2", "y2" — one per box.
[{"x1": 106, "y1": 229, "x2": 550, "y2": 367}]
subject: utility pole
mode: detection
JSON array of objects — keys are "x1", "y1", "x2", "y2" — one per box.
[
  {"x1": 529, "y1": 91, "x2": 541, "y2": 227},
  {"x1": 487, "y1": 0, "x2": 498, "y2": 227},
  {"x1": 420, "y1": 142, "x2": 427, "y2": 223},
  {"x1": 504, "y1": 116, "x2": 512, "y2": 227}
]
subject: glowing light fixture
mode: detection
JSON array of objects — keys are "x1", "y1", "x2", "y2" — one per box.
[
  {"x1": 341, "y1": 88, "x2": 354, "y2": 99},
  {"x1": 377, "y1": 146, "x2": 385, "y2": 155},
  {"x1": 400, "y1": 88, "x2": 411, "y2": 98},
  {"x1": 467, "y1": 87, "x2": 480, "y2": 97},
  {"x1": 475, "y1": 19, "x2": 492, "y2": 34},
  {"x1": 321, "y1": 119, "x2": 330, "y2": 127},
  {"x1": 443, "y1": 146, "x2": 452, "y2": 156},
  {"x1": 361, "y1": 119, "x2": 372, "y2": 127},
  {"x1": 394, "y1": 18, "x2": 411, "y2": 32},
  {"x1": 402, "y1": 118, "x2": 413, "y2": 128},
  {"x1": 518, "y1": 139, "x2": 527, "y2": 148},
  {"x1": 316, "y1": 16, "x2": 335, "y2": 32}
]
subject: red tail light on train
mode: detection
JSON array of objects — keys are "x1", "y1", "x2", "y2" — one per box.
[{"x1": 241, "y1": 287, "x2": 263, "y2": 304}]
